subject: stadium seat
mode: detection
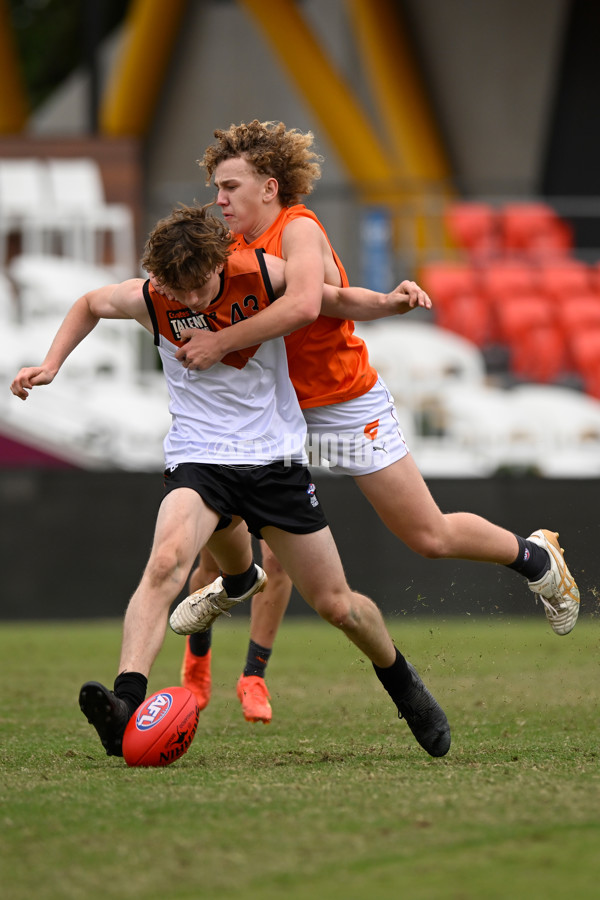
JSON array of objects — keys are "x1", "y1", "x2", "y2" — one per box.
[
  {"x1": 80, "y1": 379, "x2": 171, "y2": 470},
  {"x1": 434, "y1": 290, "x2": 492, "y2": 347},
  {"x1": 508, "y1": 384, "x2": 600, "y2": 475},
  {"x1": 568, "y1": 328, "x2": 600, "y2": 398},
  {"x1": 582, "y1": 369, "x2": 600, "y2": 400},
  {"x1": 0, "y1": 317, "x2": 138, "y2": 385},
  {"x1": 419, "y1": 261, "x2": 479, "y2": 306},
  {"x1": 8, "y1": 253, "x2": 117, "y2": 321},
  {"x1": 354, "y1": 320, "x2": 486, "y2": 407},
  {"x1": 537, "y1": 260, "x2": 592, "y2": 301},
  {"x1": 46, "y1": 158, "x2": 136, "y2": 276},
  {"x1": 0, "y1": 158, "x2": 54, "y2": 264},
  {"x1": 0, "y1": 271, "x2": 18, "y2": 324},
  {"x1": 494, "y1": 292, "x2": 553, "y2": 344},
  {"x1": 588, "y1": 260, "x2": 600, "y2": 292},
  {"x1": 378, "y1": 377, "x2": 600, "y2": 477},
  {"x1": 509, "y1": 324, "x2": 568, "y2": 383},
  {"x1": 555, "y1": 291, "x2": 600, "y2": 336},
  {"x1": 499, "y1": 202, "x2": 573, "y2": 257},
  {"x1": 479, "y1": 260, "x2": 539, "y2": 301},
  {"x1": 444, "y1": 202, "x2": 500, "y2": 258},
  {"x1": 1, "y1": 371, "x2": 170, "y2": 470},
  {"x1": 434, "y1": 382, "x2": 539, "y2": 472}
]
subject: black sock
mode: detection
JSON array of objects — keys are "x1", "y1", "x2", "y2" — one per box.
[
  {"x1": 114, "y1": 671, "x2": 148, "y2": 717},
  {"x1": 243, "y1": 640, "x2": 272, "y2": 678},
  {"x1": 373, "y1": 647, "x2": 413, "y2": 706},
  {"x1": 189, "y1": 629, "x2": 212, "y2": 657},
  {"x1": 222, "y1": 563, "x2": 257, "y2": 597},
  {"x1": 506, "y1": 534, "x2": 550, "y2": 581}
]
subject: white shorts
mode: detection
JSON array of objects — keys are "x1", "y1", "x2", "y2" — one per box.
[{"x1": 303, "y1": 377, "x2": 409, "y2": 476}]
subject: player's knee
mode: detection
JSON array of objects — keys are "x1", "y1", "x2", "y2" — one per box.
[
  {"x1": 314, "y1": 592, "x2": 361, "y2": 632},
  {"x1": 146, "y1": 546, "x2": 189, "y2": 593},
  {"x1": 409, "y1": 531, "x2": 449, "y2": 559},
  {"x1": 261, "y1": 544, "x2": 285, "y2": 576}
]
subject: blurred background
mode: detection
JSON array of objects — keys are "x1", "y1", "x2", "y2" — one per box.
[{"x1": 1, "y1": 0, "x2": 599, "y2": 620}]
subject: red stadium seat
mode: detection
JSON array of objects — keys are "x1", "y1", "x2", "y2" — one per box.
[
  {"x1": 569, "y1": 328, "x2": 600, "y2": 398},
  {"x1": 555, "y1": 291, "x2": 600, "y2": 336},
  {"x1": 584, "y1": 372, "x2": 600, "y2": 399},
  {"x1": 444, "y1": 202, "x2": 500, "y2": 258},
  {"x1": 537, "y1": 260, "x2": 592, "y2": 301},
  {"x1": 494, "y1": 292, "x2": 553, "y2": 344},
  {"x1": 434, "y1": 290, "x2": 492, "y2": 347},
  {"x1": 480, "y1": 260, "x2": 539, "y2": 301},
  {"x1": 419, "y1": 261, "x2": 479, "y2": 308},
  {"x1": 510, "y1": 325, "x2": 568, "y2": 383},
  {"x1": 588, "y1": 260, "x2": 600, "y2": 292},
  {"x1": 499, "y1": 202, "x2": 573, "y2": 257}
]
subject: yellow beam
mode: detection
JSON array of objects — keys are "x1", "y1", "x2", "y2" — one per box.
[
  {"x1": 238, "y1": 0, "x2": 396, "y2": 194},
  {"x1": 100, "y1": 0, "x2": 188, "y2": 137},
  {"x1": 347, "y1": 0, "x2": 451, "y2": 182},
  {"x1": 0, "y1": 0, "x2": 29, "y2": 132}
]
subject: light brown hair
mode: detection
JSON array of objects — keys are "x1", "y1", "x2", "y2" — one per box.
[
  {"x1": 141, "y1": 203, "x2": 233, "y2": 291},
  {"x1": 200, "y1": 119, "x2": 323, "y2": 207}
]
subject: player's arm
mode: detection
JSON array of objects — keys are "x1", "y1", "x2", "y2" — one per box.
[
  {"x1": 263, "y1": 256, "x2": 431, "y2": 319},
  {"x1": 320, "y1": 280, "x2": 432, "y2": 320},
  {"x1": 176, "y1": 217, "x2": 326, "y2": 370},
  {"x1": 10, "y1": 279, "x2": 147, "y2": 400}
]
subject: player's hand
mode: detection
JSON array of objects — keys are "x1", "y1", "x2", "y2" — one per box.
[
  {"x1": 176, "y1": 329, "x2": 225, "y2": 370},
  {"x1": 10, "y1": 365, "x2": 56, "y2": 400},
  {"x1": 388, "y1": 280, "x2": 432, "y2": 315}
]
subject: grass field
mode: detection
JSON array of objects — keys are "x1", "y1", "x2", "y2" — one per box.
[{"x1": 1, "y1": 615, "x2": 599, "y2": 900}]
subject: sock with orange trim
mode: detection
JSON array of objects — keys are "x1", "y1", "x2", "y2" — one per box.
[{"x1": 243, "y1": 640, "x2": 272, "y2": 678}]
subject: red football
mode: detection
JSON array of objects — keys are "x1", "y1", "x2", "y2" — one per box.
[{"x1": 122, "y1": 686, "x2": 199, "y2": 767}]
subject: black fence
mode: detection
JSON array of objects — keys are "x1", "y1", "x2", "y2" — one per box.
[{"x1": 1, "y1": 469, "x2": 598, "y2": 623}]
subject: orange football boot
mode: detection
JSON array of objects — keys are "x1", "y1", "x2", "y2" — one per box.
[
  {"x1": 236, "y1": 674, "x2": 272, "y2": 723},
  {"x1": 181, "y1": 639, "x2": 211, "y2": 711}
]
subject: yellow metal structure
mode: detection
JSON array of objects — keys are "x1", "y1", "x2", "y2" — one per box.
[
  {"x1": 347, "y1": 0, "x2": 453, "y2": 257},
  {"x1": 100, "y1": 0, "x2": 187, "y2": 137},
  {"x1": 0, "y1": 0, "x2": 29, "y2": 132},
  {"x1": 238, "y1": 0, "x2": 396, "y2": 197},
  {"x1": 347, "y1": 0, "x2": 450, "y2": 182},
  {"x1": 239, "y1": 0, "x2": 452, "y2": 262}
]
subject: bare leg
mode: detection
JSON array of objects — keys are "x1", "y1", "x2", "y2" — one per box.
[
  {"x1": 233, "y1": 541, "x2": 293, "y2": 723},
  {"x1": 119, "y1": 489, "x2": 219, "y2": 676},
  {"x1": 355, "y1": 453, "x2": 579, "y2": 635},
  {"x1": 180, "y1": 526, "x2": 285, "y2": 724},
  {"x1": 79, "y1": 489, "x2": 221, "y2": 756},
  {"x1": 355, "y1": 453, "x2": 519, "y2": 563},
  {"x1": 170, "y1": 522, "x2": 450, "y2": 755},
  {"x1": 261, "y1": 526, "x2": 396, "y2": 668},
  {"x1": 260, "y1": 525, "x2": 450, "y2": 756},
  {"x1": 188, "y1": 548, "x2": 220, "y2": 593},
  {"x1": 249, "y1": 540, "x2": 293, "y2": 646},
  {"x1": 203, "y1": 516, "x2": 254, "y2": 574}
]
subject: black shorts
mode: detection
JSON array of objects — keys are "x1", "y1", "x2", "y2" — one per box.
[{"x1": 162, "y1": 461, "x2": 329, "y2": 539}]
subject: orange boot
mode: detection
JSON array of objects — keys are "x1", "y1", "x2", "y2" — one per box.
[
  {"x1": 181, "y1": 638, "x2": 212, "y2": 710},
  {"x1": 236, "y1": 674, "x2": 272, "y2": 723}
]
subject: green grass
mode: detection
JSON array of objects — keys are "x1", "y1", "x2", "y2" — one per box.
[{"x1": 1, "y1": 617, "x2": 599, "y2": 900}]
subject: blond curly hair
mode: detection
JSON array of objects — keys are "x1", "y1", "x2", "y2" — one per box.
[
  {"x1": 200, "y1": 120, "x2": 323, "y2": 207},
  {"x1": 141, "y1": 203, "x2": 233, "y2": 291}
]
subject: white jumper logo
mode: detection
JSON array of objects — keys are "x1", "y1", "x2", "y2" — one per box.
[{"x1": 136, "y1": 692, "x2": 173, "y2": 730}]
